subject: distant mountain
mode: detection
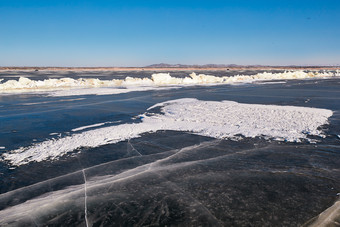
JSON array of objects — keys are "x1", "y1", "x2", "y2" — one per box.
[
  {"x1": 145, "y1": 63, "x2": 244, "y2": 68},
  {"x1": 145, "y1": 63, "x2": 340, "y2": 69},
  {"x1": 146, "y1": 63, "x2": 184, "y2": 68}
]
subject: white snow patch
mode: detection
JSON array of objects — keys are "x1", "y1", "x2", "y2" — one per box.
[
  {"x1": 49, "y1": 86, "x2": 177, "y2": 97},
  {"x1": 49, "y1": 133, "x2": 59, "y2": 136},
  {"x1": 2, "y1": 98, "x2": 333, "y2": 166},
  {"x1": 72, "y1": 122, "x2": 108, "y2": 132},
  {"x1": 254, "y1": 81, "x2": 287, "y2": 85}
]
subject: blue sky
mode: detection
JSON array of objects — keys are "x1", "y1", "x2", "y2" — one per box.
[{"x1": 1, "y1": 0, "x2": 340, "y2": 66}]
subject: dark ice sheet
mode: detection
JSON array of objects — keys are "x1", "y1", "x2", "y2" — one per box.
[{"x1": 0, "y1": 71, "x2": 340, "y2": 226}]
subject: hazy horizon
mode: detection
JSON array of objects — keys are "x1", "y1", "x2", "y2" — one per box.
[{"x1": 1, "y1": 63, "x2": 340, "y2": 68}]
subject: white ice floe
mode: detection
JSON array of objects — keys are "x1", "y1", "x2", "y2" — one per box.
[
  {"x1": 72, "y1": 122, "x2": 109, "y2": 132},
  {"x1": 49, "y1": 86, "x2": 177, "y2": 97},
  {"x1": 2, "y1": 98, "x2": 333, "y2": 166},
  {"x1": 0, "y1": 71, "x2": 339, "y2": 95},
  {"x1": 49, "y1": 133, "x2": 59, "y2": 136},
  {"x1": 254, "y1": 81, "x2": 287, "y2": 85},
  {"x1": 71, "y1": 121, "x2": 122, "y2": 132}
]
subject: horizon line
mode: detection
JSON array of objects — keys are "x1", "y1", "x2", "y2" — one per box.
[{"x1": 1, "y1": 63, "x2": 340, "y2": 69}]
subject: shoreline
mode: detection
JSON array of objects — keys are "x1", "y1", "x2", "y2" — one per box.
[{"x1": 0, "y1": 66, "x2": 340, "y2": 72}]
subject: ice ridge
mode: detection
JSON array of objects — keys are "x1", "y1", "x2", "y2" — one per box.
[{"x1": 0, "y1": 71, "x2": 339, "y2": 94}]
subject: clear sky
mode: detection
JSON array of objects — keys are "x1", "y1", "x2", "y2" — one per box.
[{"x1": 1, "y1": 0, "x2": 340, "y2": 67}]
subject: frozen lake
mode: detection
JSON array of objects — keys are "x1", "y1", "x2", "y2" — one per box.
[{"x1": 0, "y1": 70, "x2": 339, "y2": 226}]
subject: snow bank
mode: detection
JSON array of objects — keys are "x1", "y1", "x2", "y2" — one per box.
[{"x1": 2, "y1": 98, "x2": 332, "y2": 166}]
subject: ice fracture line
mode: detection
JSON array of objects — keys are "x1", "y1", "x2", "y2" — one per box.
[
  {"x1": 82, "y1": 169, "x2": 89, "y2": 227},
  {"x1": 128, "y1": 140, "x2": 142, "y2": 156}
]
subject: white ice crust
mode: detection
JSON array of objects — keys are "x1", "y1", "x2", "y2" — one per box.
[
  {"x1": 49, "y1": 86, "x2": 177, "y2": 97},
  {"x1": 2, "y1": 98, "x2": 332, "y2": 166},
  {"x1": 0, "y1": 71, "x2": 339, "y2": 96},
  {"x1": 71, "y1": 122, "x2": 119, "y2": 132}
]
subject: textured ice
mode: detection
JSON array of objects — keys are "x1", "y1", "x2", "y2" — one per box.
[
  {"x1": 2, "y1": 98, "x2": 332, "y2": 166},
  {"x1": 0, "y1": 71, "x2": 339, "y2": 95},
  {"x1": 306, "y1": 200, "x2": 340, "y2": 227}
]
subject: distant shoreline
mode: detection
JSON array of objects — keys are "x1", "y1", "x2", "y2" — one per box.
[{"x1": 0, "y1": 66, "x2": 339, "y2": 71}]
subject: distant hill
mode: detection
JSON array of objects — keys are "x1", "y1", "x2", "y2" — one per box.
[
  {"x1": 144, "y1": 63, "x2": 340, "y2": 69},
  {"x1": 145, "y1": 63, "x2": 244, "y2": 68}
]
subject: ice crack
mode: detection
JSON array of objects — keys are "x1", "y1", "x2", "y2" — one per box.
[
  {"x1": 128, "y1": 140, "x2": 142, "y2": 156},
  {"x1": 82, "y1": 169, "x2": 89, "y2": 227}
]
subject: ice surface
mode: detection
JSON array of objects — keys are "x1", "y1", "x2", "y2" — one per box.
[
  {"x1": 0, "y1": 143, "x2": 220, "y2": 226},
  {"x1": 0, "y1": 139, "x2": 338, "y2": 226},
  {"x1": 305, "y1": 199, "x2": 340, "y2": 227},
  {"x1": 0, "y1": 71, "x2": 339, "y2": 95},
  {"x1": 2, "y1": 98, "x2": 332, "y2": 166}
]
